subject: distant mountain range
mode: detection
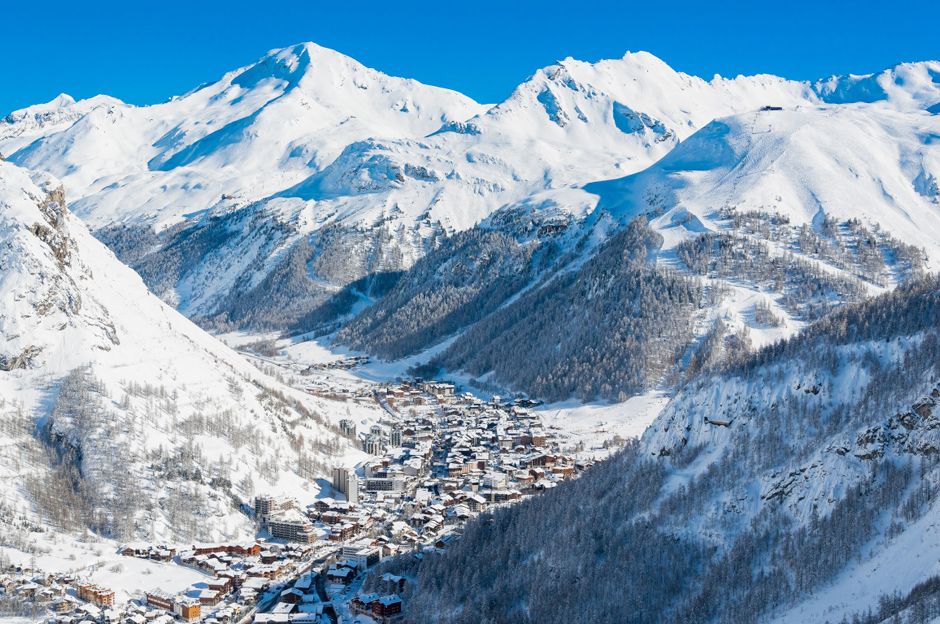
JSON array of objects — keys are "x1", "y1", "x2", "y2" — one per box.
[{"x1": 4, "y1": 44, "x2": 937, "y2": 355}]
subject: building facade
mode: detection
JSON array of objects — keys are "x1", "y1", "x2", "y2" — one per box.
[{"x1": 332, "y1": 466, "x2": 359, "y2": 504}]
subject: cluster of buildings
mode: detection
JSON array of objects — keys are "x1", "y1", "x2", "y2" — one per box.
[
  {"x1": 24, "y1": 540, "x2": 332, "y2": 624},
  {"x1": 13, "y1": 378, "x2": 586, "y2": 624},
  {"x1": 346, "y1": 573, "x2": 405, "y2": 622},
  {"x1": 245, "y1": 380, "x2": 587, "y2": 621},
  {"x1": 349, "y1": 593, "x2": 402, "y2": 622},
  {"x1": 301, "y1": 355, "x2": 369, "y2": 373},
  {"x1": 365, "y1": 380, "x2": 581, "y2": 508},
  {"x1": 317, "y1": 380, "x2": 587, "y2": 619},
  {"x1": 174, "y1": 542, "x2": 322, "y2": 608},
  {"x1": 0, "y1": 571, "x2": 100, "y2": 622},
  {"x1": 0, "y1": 569, "x2": 194, "y2": 624},
  {"x1": 119, "y1": 544, "x2": 176, "y2": 562}
]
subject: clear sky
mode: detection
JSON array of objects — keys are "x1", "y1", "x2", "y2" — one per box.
[{"x1": 3, "y1": 0, "x2": 938, "y2": 115}]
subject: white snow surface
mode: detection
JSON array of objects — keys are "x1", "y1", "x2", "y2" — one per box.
[{"x1": 591, "y1": 105, "x2": 940, "y2": 264}]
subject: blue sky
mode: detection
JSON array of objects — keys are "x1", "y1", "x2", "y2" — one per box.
[{"x1": 3, "y1": 0, "x2": 938, "y2": 114}]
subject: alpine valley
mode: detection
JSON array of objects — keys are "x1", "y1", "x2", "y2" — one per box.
[{"x1": 2, "y1": 40, "x2": 940, "y2": 624}]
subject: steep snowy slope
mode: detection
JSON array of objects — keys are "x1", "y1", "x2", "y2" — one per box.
[
  {"x1": 385, "y1": 275, "x2": 940, "y2": 624},
  {"x1": 590, "y1": 105, "x2": 940, "y2": 260},
  {"x1": 0, "y1": 160, "x2": 351, "y2": 545}
]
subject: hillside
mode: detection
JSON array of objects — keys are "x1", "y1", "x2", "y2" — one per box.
[
  {"x1": 0, "y1": 160, "x2": 353, "y2": 548},
  {"x1": 339, "y1": 102, "x2": 939, "y2": 402},
  {"x1": 380, "y1": 274, "x2": 940, "y2": 624}
]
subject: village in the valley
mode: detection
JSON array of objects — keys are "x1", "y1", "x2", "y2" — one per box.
[{"x1": 2, "y1": 357, "x2": 606, "y2": 624}]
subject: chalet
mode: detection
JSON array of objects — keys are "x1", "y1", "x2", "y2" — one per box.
[
  {"x1": 195, "y1": 588, "x2": 222, "y2": 606},
  {"x1": 311, "y1": 499, "x2": 333, "y2": 513},
  {"x1": 350, "y1": 594, "x2": 377, "y2": 617},
  {"x1": 326, "y1": 565, "x2": 355, "y2": 585},
  {"x1": 247, "y1": 563, "x2": 283, "y2": 579},
  {"x1": 191, "y1": 543, "x2": 260, "y2": 557},
  {"x1": 279, "y1": 588, "x2": 303, "y2": 604},
  {"x1": 175, "y1": 600, "x2": 201, "y2": 622},
  {"x1": 293, "y1": 573, "x2": 315, "y2": 593},
  {"x1": 79, "y1": 602, "x2": 103, "y2": 621},
  {"x1": 241, "y1": 576, "x2": 270, "y2": 594},
  {"x1": 52, "y1": 597, "x2": 79, "y2": 614},
  {"x1": 380, "y1": 573, "x2": 406, "y2": 594},
  {"x1": 464, "y1": 493, "x2": 486, "y2": 512},
  {"x1": 328, "y1": 523, "x2": 359, "y2": 541},
  {"x1": 373, "y1": 594, "x2": 403, "y2": 619},
  {"x1": 520, "y1": 453, "x2": 548, "y2": 468}
]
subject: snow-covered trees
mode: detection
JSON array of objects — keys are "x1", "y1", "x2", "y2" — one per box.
[
  {"x1": 431, "y1": 217, "x2": 701, "y2": 401},
  {"x1": 338, "y1": 228, "x2": 549, "y2": 359},
  {"x1": 379, "y1": 274, "x2": 940, "y2": 623},
  {"x1": 20, "y1": 364, "x2": 345, "y2": 542}
]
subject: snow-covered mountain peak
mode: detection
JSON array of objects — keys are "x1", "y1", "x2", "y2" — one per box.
[
  {"x1": 472, "y1": 50, "x2": 815, "y2": 150},
  {"x1": 814, "y1": 59, "x2": 940, "y2": 110},
  {"x1": 12, "y1": 92, "x2": 77, "y2": 115},
  {"x1": 548, "y1": 49, "x2": 678, "y2": 81},
  {"x1": 0, "y1": 93, "x2": 126, "y2": 156},
  {"x1": 1, "y1": 40, "x2": 487, "y2": 231},
  {"x1": 228, "y1": 42, "x2": 315, "y2": 90},
  {"x1": 3, "y1": 93, "x2": 78, "y2": 125},
  {"x1": 206, "y1": 40, "x2": 483, "y2": 124}
]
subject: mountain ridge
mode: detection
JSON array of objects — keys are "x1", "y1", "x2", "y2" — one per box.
[{"x1": 4, "y1": 43, "x2": 939, "y2": 402}]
